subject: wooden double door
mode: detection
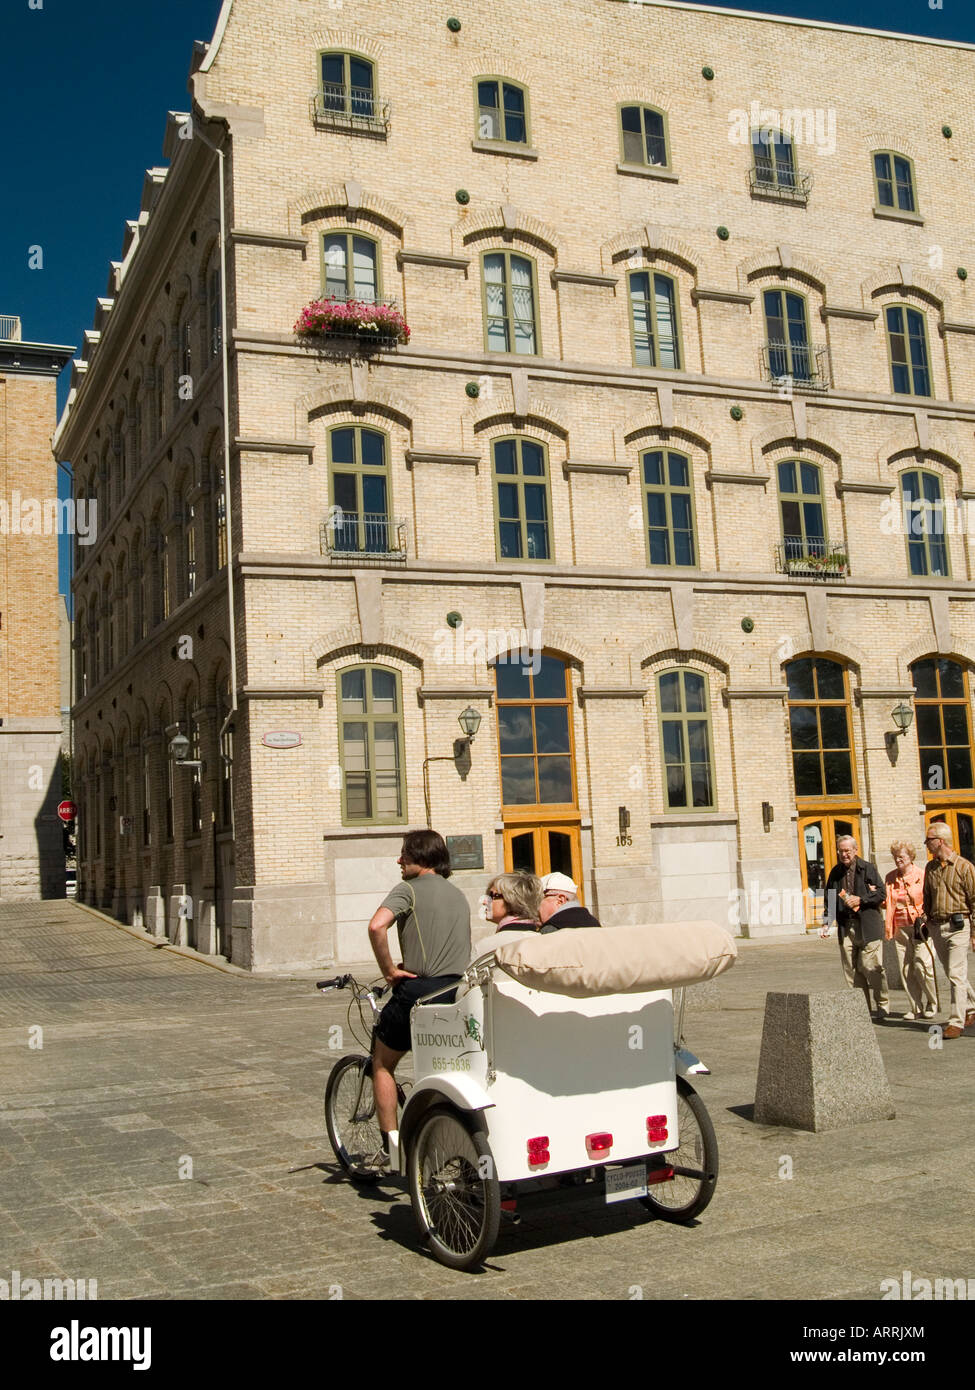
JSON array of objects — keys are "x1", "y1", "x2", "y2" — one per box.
[
  {"x1": 797, "y1": 812, "x2": 861, "y2": 928},
  {"x1": 503, "y1": 822, "x2": 584, "y2": 902},
  {"x1": 924, "y1": 808, "x2": 975, "y2": 862}
]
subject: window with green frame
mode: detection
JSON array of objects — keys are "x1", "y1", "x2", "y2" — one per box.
[
  {"x1": 483, "y1": 251, "x2": 538, "y2": 354},
  {"x1": 476, "y1": 79, "x2": 528, "y2": 143},
  {"x1": 320, "y1": 51, "x2": 376, "y2": 120},
  {"x1": 901, "y1": 470, "x2": 949, "y2": 576},
  {"x1": 322, "y1": 231, "x2": 379, "y2": 302},
  {"x1": 642, "y1": 450, "x2": 696, "y2": 566},
  {"x1": 619, "y1": 105, "x2": 669, "y2": 167},
  {"x1": 752, "y1": 128, "x2": 798, "y2": 190},
  {"x1": 873, "y1": 152, "x2": 916, "y2": 213},
  {"x1": 658, "y1": 669, "x2": 715, "y2": 810},
  {"x1": 328, "y1": 426, "x2": 391, "y2": 555},
  {"x1": 763, "y1": 289, "x2": 812, "y2": 380},
  {"x1": 778, "y1": 459, "x2": 826, "y2": 562},
  {"x1": 339, "y1": 666, "x2": 405, "y2": 823},
  {"x1": 628, "y1": 271, "x2": 681, "y2": 369},
  {"x1": 885, "y1": 305, "x2": 931, "y2": 397},
  {"x1": 492, "y1": 437, "x2": 551, "y2": 561}
]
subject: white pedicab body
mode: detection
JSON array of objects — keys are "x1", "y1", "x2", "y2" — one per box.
[{"x1": 398, "y1": 922, "x2": 733, "y2": 1270}]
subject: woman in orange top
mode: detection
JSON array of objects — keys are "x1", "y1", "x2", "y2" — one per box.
[{"x1": 884, "y1": 839, "x2": 937, "y2": 1020}]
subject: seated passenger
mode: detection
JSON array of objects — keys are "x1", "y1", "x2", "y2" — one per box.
[
  {"x1": 537, "y1": 872, "x2": 601, "y2": 932},
  {"x1": 470, "y1": 871, "x2": 541, "y2": 959}
]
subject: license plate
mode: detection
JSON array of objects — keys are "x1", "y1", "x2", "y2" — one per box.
[{"x1": 604, "y1": 1162, "x2": 648, "y2": 1204}]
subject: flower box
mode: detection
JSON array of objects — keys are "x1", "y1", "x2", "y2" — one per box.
[
  {"x1": 785, "y1": 551, "x2": 849, "y2": 577},
  {"x1": 294, "y1": 297, "x2": 410, "y2": 347}
]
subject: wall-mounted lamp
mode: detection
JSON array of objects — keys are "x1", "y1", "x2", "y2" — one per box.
[
  {"x1": 168, "y1": 733, "x2": 204, "y2": 771},
  {"x1": 458, "y1": 706, "x2": 482, "y2": 742},
  {"x1": 884, "y1": 701, "x2": 914, "y2": 756},
  {"x1": 762, "y1": 801, "x2": 774, "y2": 832},
  {"x1": 423, "y1": 707, "x2": 483, "y2": 825}
]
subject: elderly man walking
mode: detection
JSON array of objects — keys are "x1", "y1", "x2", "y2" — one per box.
[
  {"x1": 922, "y1": 821, "x2": 975, "y2": 1040},
  {"x1": 821, "y1": 834, "x2": 889, "y2": 1019}
]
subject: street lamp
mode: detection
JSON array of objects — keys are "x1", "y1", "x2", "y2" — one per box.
[
  {"x1": 885, "y1": 700, "x2": 914, "y2": 756},
  {"x1": 168, "y1": 732, "x2": 204, "y2": 771}
]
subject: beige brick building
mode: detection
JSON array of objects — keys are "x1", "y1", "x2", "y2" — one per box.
[
  {"x1": 56, "y1": 0, "x2": 975, "y2": 968},
  {"x1": 0, "y1": 316, "x2": 74, "y2": 899}
]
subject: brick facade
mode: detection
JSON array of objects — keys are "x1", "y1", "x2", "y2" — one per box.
[{"x1": 56, "y1": 0, "x2": 975, "y2": 967}]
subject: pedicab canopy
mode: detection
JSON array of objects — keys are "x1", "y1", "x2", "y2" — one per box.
[{"x1": 490, "y1": 921, "x2": 737, "y2": 998}]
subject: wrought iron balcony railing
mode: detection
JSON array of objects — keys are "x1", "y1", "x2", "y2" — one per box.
[
  {"x1": 310, "y1": 85, "x2": 391, "y2": 135},
  {"x1": 320, "y1": 512, "x2": 408, "y2": 563},
  {"x1": 749, "y1": 163, "x2": 813, "y2": 203},
  {"x1": 0, "y1": 315, "x2": 22, "y2": 341},
  {"x1": 761, "y1": 340, "x2": 832, "y2": 392},
  {"x1": 776, "y1": 537, "x2": 849, "y2": 579}
]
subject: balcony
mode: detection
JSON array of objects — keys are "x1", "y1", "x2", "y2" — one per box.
[
  {"x1": 310, "y1": 84, "x2": 391, "y2": 136},
  {"x1": 320, "y1": 512, "x2": 409, "y2": 564},
  {"x1": 749, "y1": 163, "x2": 813, "y2": 205},
  {"x1": 0, "y1": 315, "x2": 22, "y2": 341},
  {"x1": 761, "y1": 341, "x2": 831, "y2": 392},
  {"x1": 776, "y1": 538, "x2": 849, "y2": 580}
]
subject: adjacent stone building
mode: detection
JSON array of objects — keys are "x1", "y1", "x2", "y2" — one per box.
[
  {"x1": 0, "y1": 316, "x2": 74, "y2": 899},
  {"x1": 56, "y1": 0, "x2": 975, "y2": 968}
]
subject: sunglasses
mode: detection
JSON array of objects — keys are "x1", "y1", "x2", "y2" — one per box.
[{"x1": 487, "y1": 891, "x2": 505, "y2": 901}]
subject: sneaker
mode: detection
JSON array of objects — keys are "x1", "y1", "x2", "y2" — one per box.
[
  {"x1": 361, "y1": 1147, "x2": 391, "y2": 1173},
  {"x1": 873, "y1": 1008, "x2": 889, "y2": 1022},
  {"x1": 922, "y1": 1009, "x2": 937, "y2": 1019},
  {"x1": 902, "y1": 1011, "x2": 917, "y2": 1021}
]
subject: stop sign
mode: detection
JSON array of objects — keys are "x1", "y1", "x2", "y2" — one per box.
[{"x1": 57, "y1": 800, "x2": 77, "y2": 823}]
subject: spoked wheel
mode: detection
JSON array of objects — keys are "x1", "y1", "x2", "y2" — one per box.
[
  {"x1": 408, "y1": 1106, "x2": 500, "y2": 1271},
  {"x1": 641, "y1": 1077, "x2": 718, "y2": 1223},
  {"x1": 324, "y1": 1055, "x2": 385, "y2": 1183}
]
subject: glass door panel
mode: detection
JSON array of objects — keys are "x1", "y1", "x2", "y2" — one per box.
[
  {"x1": 798, "y1": 813, "x2": 860, "y2": 928},
  {"x1": 503, "y1": 824, "x2": 584, "y2": 902}
]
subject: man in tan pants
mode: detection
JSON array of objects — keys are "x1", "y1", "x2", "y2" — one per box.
[{"x1": 921, "y1": 821, "x2": 975, "y2": 1040}]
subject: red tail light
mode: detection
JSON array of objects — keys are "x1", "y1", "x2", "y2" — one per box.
[
  {"x1": 647, "y1": 1114, "x2": 669, "y2": 1143},
  {"x1": 646, "y1": 1165, "x2": 675, "y2": 1185},
  {"x1": 586, "y1": 1132, "x2": 613, "y2": 1156},
  {"x1": 527, "y1": 1136, "x2": 550, "y2": 1167}
]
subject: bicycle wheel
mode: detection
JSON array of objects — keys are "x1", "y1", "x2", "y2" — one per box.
[
  {"x1": 641, "y1": 1078, "x2": 718, "y2": 1222},
  {"x1": 324, "y1": 1055, "x2": 384, "y2": 1183},
  {"x1": 408, "y1": 1106, "x2": 500, "y2": 1271}
]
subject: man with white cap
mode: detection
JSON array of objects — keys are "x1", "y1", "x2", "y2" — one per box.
[{"x1": 537, "y1": 872, "x2": 602, "y2": 932}]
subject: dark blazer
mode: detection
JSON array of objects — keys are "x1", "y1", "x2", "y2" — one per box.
[
  {"x1": 540, "y1": 904, "x2": 602, "y2": 933},
  {"x1": 824, "y1": 857, "x2": 886, "y2": 943}
]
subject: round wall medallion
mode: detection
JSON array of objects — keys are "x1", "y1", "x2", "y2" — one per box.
[
  {"x1": 716, "y1": 225, "x2": 730, "y2": 241},
  {"x1": 942, "y1": 125, "x2": 953, "y2": 138},
  {"x1": 446, "y1": 611, "x2": 464, "y2": 629},
  {"x1": 455, "y1": 188, "x2": 471, "y2": 204},
  {"x1": 465, "y1": 381, "x2": 480, "y2": 398},
  {"x1": 702, "y1": 66, "x2": 715, "y2": 80},
  {"x1": 741, "y1": 617, "x2": 755, "y2": 633},
  {"x1": 958, "y1": 267, "x2": 968, "y2": 281},
  {"x1": 447, "y1": 17, "x2": 462, "y2": 32},
  {"x1": 730, "y1": 405, "x2": 743, "y2": 421}
]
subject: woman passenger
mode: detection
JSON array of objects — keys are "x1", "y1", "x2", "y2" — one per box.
[
  {"x1": 470, "y1": 871, "x2": 541, "y2": 959},
  {"x1": 884, "y1": 839, "x2": 937, "y2": 1020}
]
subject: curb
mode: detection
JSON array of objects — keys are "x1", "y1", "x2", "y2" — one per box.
[{"x1": 70, "y1": 900, "x2": 254, "y2": 978}]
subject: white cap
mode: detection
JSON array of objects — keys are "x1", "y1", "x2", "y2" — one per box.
[{"x1": 541, "y1": 871, "x2": 577, "y2": 895}]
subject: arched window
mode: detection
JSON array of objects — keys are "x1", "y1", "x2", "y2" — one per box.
[
  {"x1": 212, "y1": 451, "x2": 227, "y2": 571},
  {"x1": 482, "y1": 251, "x2": 539, "y2": 354},
  {"x1": 619, "y1": 104, "x2": 669, "y2": 168},
  {"x1": 140, "y1": 727, "x2": 151, "y2": 846},
  {"x1": 777, "y1": 460, "x2": 828, "y2": 567},
  {"x1": 189, "y1": 711, "x2": 202, "y2": 835},
  {"x1": 495, "y1": 653, "x2": 574, "y2": 807},
  {"x1": 206, "y1": 260, "x2": 222, "y2": 362},
  {"x1": 911, "y1": 658, "x2": 973, "y2": 793},
  {"x1": 873, "y1": 151, "x2": 916, "y2": 214},
  {"x1": 901, "y1": 469, "x2": 948, "y2": 576},
  {"x1": 217, "y1": 673, "x2": 234, "y2": 829},
  {"x1": 327, "y1": 426, "x2": 391, "y2": 555},
  {"x1": 77, "y1": 606, "x2": 88, "y2": 699},
  {"x1": 338, "y1": 665, "x2": 405, "y2": 823},
  {"x1": 181, "y1": 485, "x2": 197, "y2": 601},
  {"x1": 319, "y1": 51, "x2": 377, "y2": 122},
  {"x1": 786, "y1": 657, "x2": 855, "y2": 800},
  {"x1": 491, "y1": 437, "x2": 551, "y2": 561},
  {"x1": 657, "y1": 669, "x2": 715, "y2": 810},
  {"x1": 628, "y1": 270, "x2": 681, "y2": 369},
  {"x1": 116, "y1": 556, "x2": 128, "y2": 658},
  {"x1": 885, "y1": 305, "x2": 931, "y2": 397},
  {"x1": 176, "y1": 306, "x2": 193, "y2": 404},
  {"x1": 763, "y1": 288, "x2": 813, "y2": 382},
  {"x1": 321, "y1": 231, "x2": 379, "y2": 303},
  {"x1": 475, "y1": 78, "x2": 529, "y2": 144},
  {"x1": 151, "y1": 350, "x2": 166, "y2": 445},
  {"x1": 642, "y1": 449, "x2": 696, "y2": 566}
]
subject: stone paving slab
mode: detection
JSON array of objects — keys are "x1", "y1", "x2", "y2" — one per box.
[{"x1": 0, "y1": 901, "x2": 973, "y2": 1301}]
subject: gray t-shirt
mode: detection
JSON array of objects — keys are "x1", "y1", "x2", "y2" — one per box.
[{"x1": 382, "y1": 874, "x2": 471, "y2": 978}]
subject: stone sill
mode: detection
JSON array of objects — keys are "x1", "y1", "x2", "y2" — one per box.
[
  {"x1": 616, "y1": 162, "x2": 679, "y2": 182},
  {"x1": 872, "y1": 205, "x2": 924, "y2": 226},
  {"x1": 471, "y1": 139, "x2": 538, "y2": 160}
]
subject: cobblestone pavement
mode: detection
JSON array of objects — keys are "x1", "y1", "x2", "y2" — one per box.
[{"x1": 1, "y1": 901, "x2": 972, "y2": 1301}]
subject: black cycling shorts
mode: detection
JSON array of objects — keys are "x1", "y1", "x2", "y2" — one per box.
[{"x1": 373, "y1": 975, "x2": 461, "y2": 1054}]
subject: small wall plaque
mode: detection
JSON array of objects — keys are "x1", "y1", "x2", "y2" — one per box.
[
  {"x1": 262, "y1": 731, "x2": 302, "y2": 749},
  {"x1": 447, "y1": 834, "x2": 484, "y2": 870}
]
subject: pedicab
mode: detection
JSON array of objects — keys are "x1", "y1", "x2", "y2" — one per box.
[{"x1": 321, "y1": 919, "x2": 736, "y2": 1271}]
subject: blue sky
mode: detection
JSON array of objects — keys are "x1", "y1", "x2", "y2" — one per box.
[{"x1": 0, "y1": 0, "x2": 971, "y2": 598}]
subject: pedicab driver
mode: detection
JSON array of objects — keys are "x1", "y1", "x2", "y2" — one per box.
[{"x1": 367, "y1": 830, "x2": 471, "y2": 1165}]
